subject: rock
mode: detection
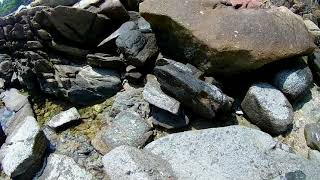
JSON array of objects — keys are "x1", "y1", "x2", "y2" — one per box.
[
  {"x1": 73, "y1": 0, "x2": 101, "y2": 9},
  {"x1": 143, "y1": 74, "x2": 180, "y2": 114},
  {"x1": 47, "y1": 107, "x2": 81, "y2": 131},
  {"x1": 96, "y1": 0, "x2": 130, "y2": 22},
  {"x1": 102, "y1": 145, "x2": 176, "y2": 180},
  {"x1": 68, "y1": 66, "x2": 122, "y2": 105},
  {"x1": 1, "y1": 88, "x2": 28, "y2": 112},
  {"x1": 38, "y1": 153, "x2": 93, "y2": 180},
  {"x1": 304, "y1": 19, "x2": 320, "y2": 45},
  {"x1": 31, "y1": 0, "x2": 79, "y2": 7},
  {"x1": 116, "y1": 30, "x2": 158, "y2": 67},
  {"x1": 110, "y1": 88, "x2": 150, "y2": 118},
  {"x1": 26, "y1": 41, "x2": 43, "y2": 49},
  {"x1": 0, "y1": 116, "x2": 47, "y2": 179},
  {"x1": 272, "y1": 62, "x2": 313, "y2": 101},
  {"x1": 308, "y1": 49, "x2": 320, "y2": 82},
  {"x1": 0, "y1": 124, "x2": 5, "y2": 147},
  {"x1": 241, "y1": 83, "x2": 294, "y2": 135},
  {"x1": 49, "y1": 41, "x2": 91, "y2": 58},
  {"x1": 87, "y1": 53, "x2": 126, "y2": 71},
  {"x1": 140, "y1": 1, "x2": 315, "y2": 75},
  {"x1": 37, "y1": 29, "x2": 52, "y2": 41},
  {"x1": 92, "y1": 110, "x2": 152, "y2": 154},
  {"x1": 0, "y1": 54, "x2": 14, "y2": 82},
  {"x1": 145, "y1": 126, "x2": 320, "y2": 179},
  {"x1": 304, "y1": 123, "x2": 320, "y2": 151},
  {"x1": 35, "y1": 6, "x2": 115, "y2": 46},
  {"x1": 149, "y1": 106, "x2": 189, "y2": 129},
  {"x1": 154, "y1": 58, "x2": 233, "y2": 119},
  {"x1": 120, "y1": 0, "x2": 140, "y2": 11}
]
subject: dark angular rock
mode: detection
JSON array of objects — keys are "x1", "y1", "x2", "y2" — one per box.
[
  {"x1": 96, "y1": 0, "x2": 130, "y2": 22},
  {"x1": 0, "y1": 54, "x2": 14, "y2": 82},
  {"x1": 26, "y1": 41, "x2": 43, "y2": 49},
  {"x1": 304, "y1": 123, "x2": 320, "y2": 151},
  {"x1": 149, "y1": 106, "x2": 189, "y2": 129},
  {"x1": 87, "y1": 53, "x2": 126, "y2": 71}
]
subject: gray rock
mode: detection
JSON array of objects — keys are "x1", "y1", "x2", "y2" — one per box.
[
  {"x1": 304, "y1": 123, "x2": 320, "y2": 151},
  {"x1": 304, "y1": 19, "x2": 320, "y2": 45},
  {"x1": 0, "y1": 116, "x2": 47, "y2": 179},
  {"x1": 154, "y1": 58, "x2": 233, "y2": 119},
  {"x1": 92, "y1": 110, "x2": 152, "y2": 154},
  {"x1": 26, "y1": 41, "x2": 43, "y2": 49},
  {"x1": 47, "y1": 107, "x2": 81, "y2": 130},
  {"x1": 272, "y1": 62, "x2": 313, "y2": 101},
  {"x1": 32, "y1": 0, "x2": 79, "y2": 7},
  {"x1": 149, "y1": 106, "x2": 189, "y2": 129},
  {"x1": 49, "y1": 41, "x2": 91, "y2": 58},
  {"x1": 38, "y1": 153, "x2": 93, "y2": 180},
  {"x1": 102, "y1": 145, "x2": 176, "y2": 180},
  {"x1": 145, "y1": 126, "x2": 320, "y2": 180},
  {"x1": 241, "y1": 83, "x2": 294, "y2": 135},
  {"x1": 143, "y1": 74, "x2": 180, "y2": 114},
  {"x1": 1, "y1": 88, "x2": 28, "y2": 112},
  {"x1": 0, "y1": 123, "x2": 5, "y2": 147},
  {"x1": 87, "y1": 53, "x2": 126, "y2": 71},
  {"x1": 110, "y1": 88, "x2": 150, "y2": 118},
  {"x1": 96, "y1": 0, "x2": 130, "y2": 22},
  {"x1": 308, "y1": 49, "x2": 320, "y2": 82},
  {"x1": 0, "y1": 54, "x2": 13, "y2": 82},
  {"x1": 37, "y1": 29, "x2": 52, "y2": 41}
]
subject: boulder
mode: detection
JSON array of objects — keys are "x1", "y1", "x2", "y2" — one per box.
[
  {"x1": 149, "y1": 106, "x2": 189, "y2": 129},
  {"x1": 145, "y1": 126, "x2": 320, "y2": 179},
  {"x1": 87, "y1": 53, "x2": 126, "y2": 71},
  {"x1": 140, "y1": 1, "x2": 315, "y2": 75},
  {"x1": 1, "y1": 88, "x2": 28, "y2": 112},
  {"x1": 272, "y1": 62, "x2": 313, "y2": 101},
  {"x1": 96, "y1": 0, "x2": 130, "y2": 22},
  {"x1": 92, "y1": 110, "x2": 152, "y2": 154},
  {"x1": 0, "y1": 116, "x2": 47, "y2": 179},
  {"x1": 38, "y1": 153, "x2": 93, "y2": 180},
  {"x1": 241, "y1": 83, "x2": 294, "y2": 135},
  {"x1": 0, "y1": 54, "x2": 14, "y2": 82},
  {"x1": 47, "y1": 107, "x2": 81, "y2": 130},
  {"x1": 304, "y1": 19, "x2": 320, "y2": 45},
  {"x1": 304, "y1": 123, "x2": 320, "y2": 151},
  {"x1": 102, "y1": 145, "x2": 176, "y2": 180},
  {"x1": 154, "y1": 58, "x2": 233, "y2": 119},
  {"x1": 32, "y1": 0, "x2": 79, "y2": 7},
  {"x1": 143, "y1": 74, "x2": 180, "y2": 114}
]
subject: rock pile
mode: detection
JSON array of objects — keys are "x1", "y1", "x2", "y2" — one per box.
[{"x1": 0, "y1": 0, "x2": 320, "y2": 179}]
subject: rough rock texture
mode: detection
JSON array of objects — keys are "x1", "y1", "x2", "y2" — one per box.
[
  {"x1": 304, "y1": 19, "x2": 320, "y2": 45},
  {"x1": 149, "y1": 106, "x2": 189, "y2": 129},
  {"x1": 241, "y1": 83, "x2": 294, "y2": 135},
  {"x1": 47, "y1": 107, "x2": 81, "y2": 130},
  {"x1": 1, "y1": 88, "x2": 28, "y2": 112},
  {"x1": 145, "y1": 126, "x2": 320, "y2": 180},
  {"x1": 38, "y1": 153, "x2": 93, "y2": 180},
  {"x1": 102, "y1": 145, "x2": 176, "y2": 180},
  {"x1": 309, "y1": 49, "x2": 320, "y2": 82},
  {"x1": 31, "y1": 0, "x2": 80, "y2": 7},
  {"x1": 272, "y1": 62, "x2": 313, "y2": 101},
  {"x1": 140, "y1": 0, "x2": 315, "y2": 75},
  {"x1": 87, "y1": 53, "x2": 126, "y2": 71},
  {"x1": 92, "y1": 110, "x2": 152, "y2": 154},
  {"x1": 0, "y1": 116, "x2": 47, "y2": 179},
  {"x1": 154, "y1": 58, "x2": 233, "y2": 119},
  {"x1": 304, "y1": 123, "x2": 320, "y2": 151}
]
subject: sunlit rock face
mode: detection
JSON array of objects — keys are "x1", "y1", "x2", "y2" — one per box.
[{"x1": 0, "y1": 0, "x2": 32, "y2": 17}]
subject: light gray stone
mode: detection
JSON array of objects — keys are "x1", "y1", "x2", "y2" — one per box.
[
  {"x1": 143, "y1": 74, "x2": 180, "y2": 114},
  {"x1": 241, "y1": 83, "x2": 294, "y2": 135},
  {"x1": 304, "y1": 123, "x2": 320, "y2": 151},
  {"x1": 102, "y1": 145, "x2": 176, "y2": 180},
  {"x1": 1, "y1": 88, "x2": 28, "y2": 112},
  {"x1": 38, "y1": 153, "x2": 93, "y2": 180},
  {"x1": 47, "y1": 107, "x2": 81, "y2": 130},
  {"x1": 145, "y1": 126, "x2": 320, "y2": 180}
]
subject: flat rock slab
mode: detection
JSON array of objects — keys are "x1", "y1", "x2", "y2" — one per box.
[
  {"x1": 47, "y1": 107, "x2": 81, "y2": 130},
  {"x1": 102, "y1": 145, "x2": 176, "y2": 180},
  {"x1": 145, "y1": 126, "x2": 320, "y2": 180},
  {"x1": 38, "y1": 153, "x2": 93, "y2": 180},
  {"x1": 140, "y1": 0, "x2": 315, "y2": 75},
  {"x1": 1, "y1": 88, "x2": 28, "y2": 112}
]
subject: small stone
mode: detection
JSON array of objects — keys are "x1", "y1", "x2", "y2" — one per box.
[
  {"x1": 304, "y1": 123, "x2": 320, "y2": 151},
  {"x1": 87, "y1": 53, "x2": 126, "y2": 71},
  {"x1": 47, "y1": 107, "x2": 81, "y2": 131}
]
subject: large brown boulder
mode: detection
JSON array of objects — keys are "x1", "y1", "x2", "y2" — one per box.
[{"x1": 140, "y1": 0, "x2": 315, "y2": 75}]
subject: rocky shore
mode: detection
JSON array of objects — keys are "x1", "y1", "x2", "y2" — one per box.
[{"x1": 0, "y1": 0, "x2": 320, "y2": 179}]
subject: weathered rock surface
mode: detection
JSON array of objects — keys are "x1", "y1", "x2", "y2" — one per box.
[
  {"x1": 92, "y1": 110, "x2": 152, "y2": 154},
  {"x1": 47, "y1": 107, "x2": 81, "y2": 130},
  {"x1": 102, "y1": 145, "x2": 176, "y2": 180},
  {"x1": 32, "y1": 0, "x2": 79, "y2": 7},
  {"x1": 304, "y1": 19, "x2": 320, "y2": 45},
  {"x1": 304, "y1": 123, "x2": 320, "y2": 151},
  {"x1": 241, "y1": 83, "x2": 294, "y2": 135},
  {"x1": 0, "y1": 116, "x2": 47, "y2": 179},
  {"x1": 140, "y1": 1, "x2": 315, "y2": 75},
  {"x1": 149, "y1": 106, "x2": 189, "y2": 129},
  {"x1": 1, "y1": 88, "x2": 28, "y2": 112},
  {"x1": 87, "y1": 53, "x2": 126, "y2": 71},
  {"x1": 154, "y1": 58, "x2": 233, "y2": 119},
  {"x1": 309, "y1": 49, "x2": 320, "y2": 82},
  {"x1": 145, "y1": 126, "x2": 320, "y2": 180},
  {"x1": 272, "y1": 62, "x2": 313, "y2": 101},
  {"x1": 38, "y1": 153, "x2": 93, "y2": 180}
]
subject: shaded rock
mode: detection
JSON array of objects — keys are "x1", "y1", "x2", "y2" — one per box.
[
  {"x1": 110, "y1": 88, "x2": 150, "y2": 118},
  {"x1": 102, "y1": 145, "x2": 176, "y2": 180},
  {"x1": 272, "y1": 62, "x2": 313, "y2": 101},
  {"x1": 87, "y1": 53, "x2": 126, "y2": 71},
  {"x1": 38, "y1": 153, "x2": 93, "y2": 180},
  {"x1": 120, "y1": 0, "x2": 140, "y2": 11},
  {"x1": 92, "y1": 110, "x2": 152, "y2": 154},
  {"x1": 308, "y1": 49, "x2": 320, "y2": 82},
  {"x1": 241, "y1": 83, "x2": 293, "y2": 135},
  {"x1": 31, "y1": 0, "x2": 80, "y2": 7},
  {"x1": 149, "y1": 106, "x2": 189, "y2": 129},
  {"x1": 47, "y1": 107, "x2": 81, "y2": 130},
  {"x1": 49, "y1": 41, "x2": 91, "y2": 58},
  {"x1": 0, "y1": 116, "x2": 47, "y2": 179},
  {"x1": 0, "y1": 54, "x2": 14, "y2": 82},
  {"x1": 26, "y1": 41, "x2": 43, "y2": 49},
  {"x1": 304, "y1": 19, "x2": 320, "y2": 45},
  {"x1": 1, "y1": 88, "x2": 28, "y2": 112},
  {"x1": 37, "y1": 29, "x2": 52, "y2": 41},
  {"x1": 68, "y1": 66, "x2": 121, "y2": 105},
  {"x1": 145, "y1": 126, "x2": 320, "y2": 179},
  {"x1": 96, "y1": 0, "x2": 130, "y2": 22},
  {"x1": 143, "y1": 74, "x2": 180, "y2": 114},
  {"x1": 140, "y1": 1, "x2": 315, "y2": 75},
  {"x1": 304, "y1": 123, "x2": 320, "y2": 151},
  {"x1": 0, "y1": 124, "x2": 5, "y2": 147},
  {"x1": 154, "y1": 58, "x2": 233, "y2": 119}
]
